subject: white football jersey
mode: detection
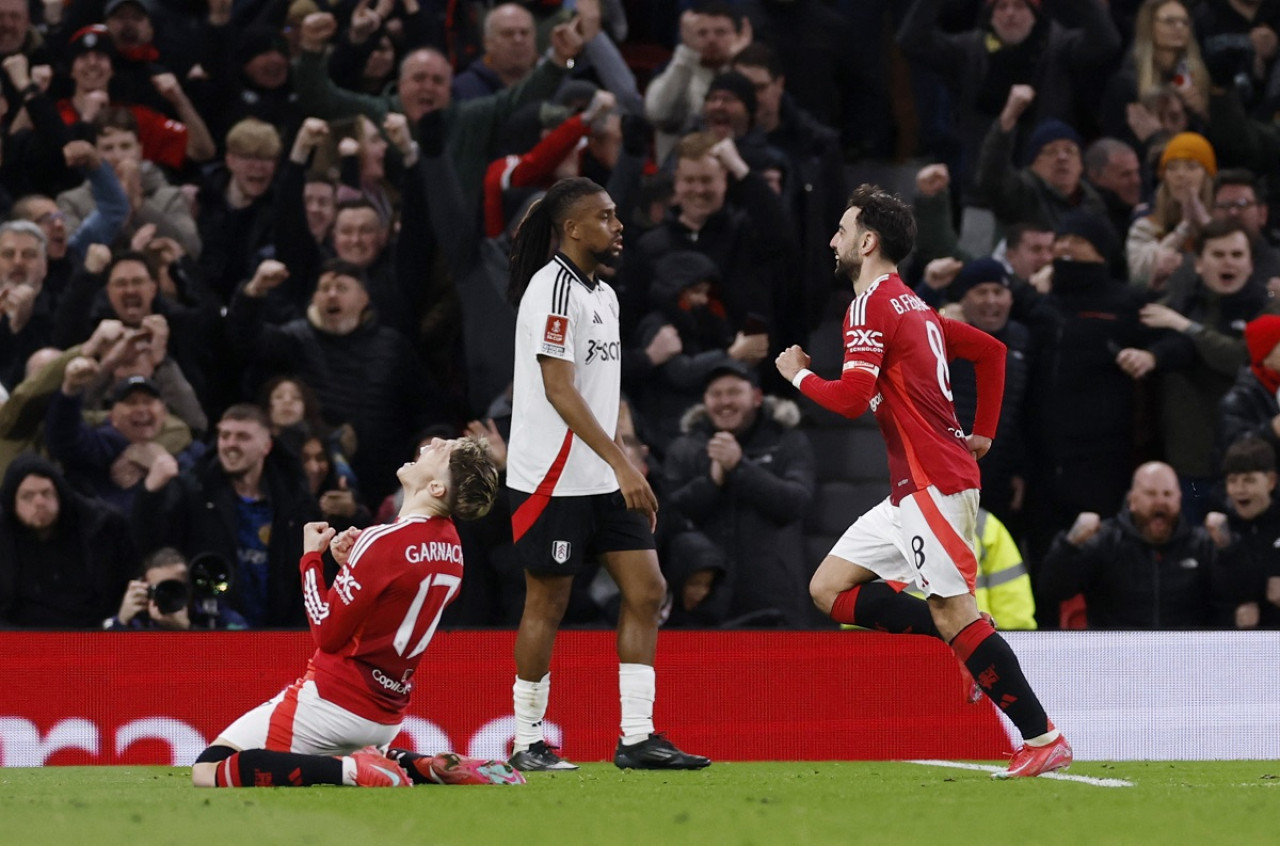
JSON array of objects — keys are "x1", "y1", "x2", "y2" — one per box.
[{"x1": 507, "y1": 253, "x2": 622, "y2": 496}]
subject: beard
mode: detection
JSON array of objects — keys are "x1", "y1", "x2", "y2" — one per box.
[
  {"x1": 1134, "y1": 508, "x2": 1177, "y2": 545},
  {"x1": 835, "y1": 251, "x2": 861, "y2": 282}
]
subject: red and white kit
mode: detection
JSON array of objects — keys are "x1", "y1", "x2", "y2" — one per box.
[
  {"x1": 796, "y1": 273, "x2": 1007, "y2": 596},
  {"x1": 217, "y1": 516, "x2": 464, "y2": 754}
]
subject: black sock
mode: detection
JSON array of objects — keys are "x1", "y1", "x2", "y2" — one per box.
[
  {"x1": 212, "y1": 749, "x2": 344, "y2": 787},
  {"x1": 951, "y1": 618, "x2": 1050, "y2": 740},
  {"x1": 385, "y1": 748, "x2": 433, "y2": 785},
  {"x1": 831, "y1": 582, "x2": 941, "y2": 637}
]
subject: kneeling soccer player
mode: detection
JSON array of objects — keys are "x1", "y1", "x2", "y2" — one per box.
[{"x1": 192, "y1": 436, "x2": 524, "y2": 788}]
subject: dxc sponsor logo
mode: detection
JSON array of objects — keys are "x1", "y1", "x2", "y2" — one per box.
[
  {"x1": 845, "y1": 328, "x2": 884, "y2": 350},
  {"x1": 585, "y1": 339, "x2": 621, "y2": 364}
]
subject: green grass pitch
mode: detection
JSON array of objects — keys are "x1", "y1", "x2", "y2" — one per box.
[{"x1": 3, "y1": 761, "x2": 1279, "y2": 846}]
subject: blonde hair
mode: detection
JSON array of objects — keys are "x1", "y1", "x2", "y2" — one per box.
[
  {"x1": 674, "y1": 131, "x2": 721, "y2": 164},
  {"x1": 1149, "y1": 168, "x2": 1214, "y2": 234},
  {"x1": 1132, "y1": 0, "x2": 1209, "y2": 105},
  {"x1": 225, "y1": 118, "x2": 282, "y2": 160},
  {"x1": 446, "y1": 435, "x2": 500, "y2": 521}
]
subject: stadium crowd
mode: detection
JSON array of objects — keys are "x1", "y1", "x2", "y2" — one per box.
[{"x1": 0, "y1": 0, "x2": 1278, "y2": 633}]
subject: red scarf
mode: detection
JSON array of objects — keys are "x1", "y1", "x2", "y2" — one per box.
[{"x1": 1246, "y1": 314, "x2": 1280, "y2": 395}]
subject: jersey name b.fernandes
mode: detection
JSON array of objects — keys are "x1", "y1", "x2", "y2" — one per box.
[{"x1": 799, "y1": 274, "x2": 1004, "y2": 503}]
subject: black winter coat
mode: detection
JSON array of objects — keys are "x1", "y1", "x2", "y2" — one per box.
[{"x1": 1039, "y1": 508, "x2": 1235, "y2": 629}]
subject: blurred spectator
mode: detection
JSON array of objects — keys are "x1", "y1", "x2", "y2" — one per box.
[
  {"x1": 8, "y1": 142, "x2": 129, "y2": 305},
  {"x1": 0, "y1": 453, "x2": 135, "y2": 629},
  {"x1": 453, "y1": 3, "x2": 538, "y2": 102},
  {"x1": 1206, "y1": 436, "x2": 1280, "y2": 629},
  {"x1": 193, "y1": 22, "x2": 301, "y2": 151},
  {"x1": 1038, "y1": 461, "x2": 1236, "y2": 629},
  {"x1": 56, "y1": 23, "x2": 216, "y2": 169},
  {"x1": 620, "y1": 131, "x2": 792, "y2": 349},
  {"x1": 0, "y1": 220, "x2": 57, "y2": 387},
  {"x1": 1192, "y1": 0, "x2": 1280, "y2": 119},
  {"x1": 131, "y1": 403, "x2": 318, "y2": 628},
  {"x1": 1128, "y1": 220, "x2": 1269, "y2": 519},
  {"x1": 1101, "y1": 0, "x2": 1211, "y2": 143},
  {"x1": 664, "y1": 360, "x2": 819, "y2": 628},
  {"x1": 291, "y1": 9, "x2": 583, "y2": 206},
  {"x1": 645, "y1": 2, "x2": 750, "y2": 160},
  {"x1": 1083, "y1": 137, "x2": 1144, "y2": 251},
  {"x1": 299, "y1": 433, "x2": 371, "y2": 531},
  {"x1": 44, "y1": 367, "x2": 203, "y2": 513},
  {"x1": 972, "y1": 508, "x2": 1037, "y2": 630},
  {"x1": 1, "y1": 52, "x2": 85, "y2": 201},
  {"x1": 1023, "y1": 213, "x2": 1150, "y2": 579},
  {"x1": 629, "y1": 250, "x2": 757, "y2": 455},
  {"x1": 898, "y1": 0, "x2": 1120, "y2": 196},
  {"x1": 53, "y1": 247, "x2": 221, "y2": 418},
  {"x1": 1126, "y1": 131, "x2": 1216, "y2": 290},
  {"x1": 57, "y1": 106, "x2": 201, "y2": 258},
  {"x1": 1217, "y1": 313, "x2": 1280, "y2": 461},
  {"x1": 104, "y1": 545, "x2": 248, "y2": 630},
  {"x1": 196, "y1": 118, "x2": 281, "y2": 302},
  {"x1": 974, "y1": 87, "x2": 1113, "y2": 242},
  {"x1": 941, "y1": 258, "x2": 1032, "y2": 539},
  {"x1": 0, "y1": 0, "x2": 52, "y2": 111},
  {"x1": 732, "y1": 42, "x2": 847, "y2": 333},
  {"x1": 227, "y1": 258, "x2": 449, "y2": 503}
]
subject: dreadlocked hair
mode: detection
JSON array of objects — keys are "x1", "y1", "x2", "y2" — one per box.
[{"x1": 507, "y1": 177, "x2": 605, "y2": 305}]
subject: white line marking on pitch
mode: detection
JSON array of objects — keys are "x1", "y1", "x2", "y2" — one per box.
[{"x1": 907, "y1": 759, "x2": 1134, "y2": 788}]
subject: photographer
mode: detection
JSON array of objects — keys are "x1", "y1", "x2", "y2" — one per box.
[{"x1": 104, "y1": 546, "x2": 246, "y2": 630}]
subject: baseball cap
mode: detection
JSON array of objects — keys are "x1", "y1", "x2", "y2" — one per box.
[
  {"x1": 704, "y1": 359, "x2": 758, "y2": 390},
  {"x1": 105, "y1": 0, "x2": 150, "y2": 17},
  {"x1": 68, "y1": 24, "x2": 115, "y2": 61},
  {"x1": 111, "y1": 375, "x2": 162, "y2": 405}
]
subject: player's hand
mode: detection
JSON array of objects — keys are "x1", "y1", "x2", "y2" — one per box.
[
  {"x1": 117, "y1": 579, "x2": 150, "y2": 625},
  {"x1": 331, "y1": 526, "x2": 363, "y2": 567},
  {"x1": 774, "y1": 345, "x2": 810, "y2": 383},
  {"x1": 614, "y1": 460, "x2": 658, "y2": 532},
  {"x1": 965, "y1": 433, "x2": 992, "y2": 461},
  {"x1": 303, "y1": 521, "x2": 336, "y2": 554},
  {"x1": 1066, "y1": 512, "x2": 1101, "y2": 546}
]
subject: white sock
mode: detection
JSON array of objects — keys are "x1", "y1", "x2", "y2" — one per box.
[
  {"x1": 618, "y1": 663, "x2": 655, "y2": 746},
  {"x1": 1025, "y1": 728, "x2": 1061, "y2": 747},
  {"x1": 340, "y1": 756, "x2": 357, "y2": 786},
  {"x1": 512, "y1": 673, "x2": 550, "y2": 752}
]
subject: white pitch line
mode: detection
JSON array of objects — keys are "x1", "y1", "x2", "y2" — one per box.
[{"x1": 907, "y1": 759, "x2": 1134, "y2": 788}]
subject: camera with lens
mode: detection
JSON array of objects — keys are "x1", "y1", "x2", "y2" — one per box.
[
  {"x1": 146, "y1": 578, "x2": 191, "y2": 615},
  {"x1": 189, "y1": 552, "x2": 233, "y2": 629}
]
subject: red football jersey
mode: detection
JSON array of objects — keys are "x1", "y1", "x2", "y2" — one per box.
[
  {"x1": 300, "y1": 515, "x2": 464, "y2": 724},
  {"x1": 798, "y1": 273, "x2": 1006, "y2": 504}
]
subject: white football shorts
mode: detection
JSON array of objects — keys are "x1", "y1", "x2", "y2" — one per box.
[
  {"x1": 216, "y1": 675, "x2": 400, "y2": 756},
  {"x1": 827, "y1": 486, "x2": 979, "y2": 598}
]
